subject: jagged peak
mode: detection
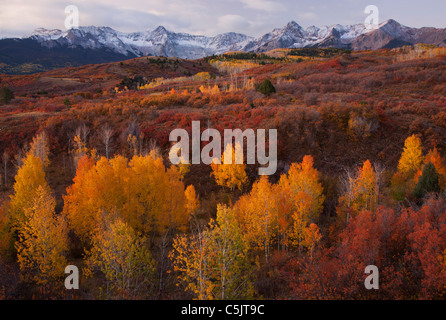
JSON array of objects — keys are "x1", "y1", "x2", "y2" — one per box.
[
  {"x1": 152, "y1": 25, "x2": 169, "y2": 34},
  {"x1": 285, "y1": 21, "x2": 303, "y2": 30},
  {"x1": 380, "y1": 19, "x2": 401, "y2": 27},
  {"x1": 376, "y1": 19, "x2": 410, "y2": 37},
  {"x1": 30, "y1": 27, "x2": 62, "y2": 35}
]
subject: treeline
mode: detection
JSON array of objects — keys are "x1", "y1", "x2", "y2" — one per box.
[
  {"x1": 287, "y1": 48, "x2": 352, "y2": 57},
  {"x1": 205, "y1": 52, "x2": 284, "y2": 62}
]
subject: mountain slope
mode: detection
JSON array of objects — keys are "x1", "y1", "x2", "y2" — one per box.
[
  {"x1": 1, "y1": 20, "x2": 445, "y2": 74},
  {"x1": 0, "y1": 37, "x2": 137, "y2": 74},
  {"x1": 351, "y1": 20, "x2": 446, "y2": 50}
]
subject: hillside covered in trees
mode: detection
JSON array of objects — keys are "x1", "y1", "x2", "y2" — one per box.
[{"x1": 1, "y1": 45, "x2": 446, "y2": 299}]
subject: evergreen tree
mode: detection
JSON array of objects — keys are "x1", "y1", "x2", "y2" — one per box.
[
  {"x1": 256, "y1": 79, "x2": 276, "y2": 96},
  {"x1": 0, "y1": 87, "x2": 14, "y2": 104},
  {"x1": 412, "y1": 162, "x2": 441, "y2": 199}
]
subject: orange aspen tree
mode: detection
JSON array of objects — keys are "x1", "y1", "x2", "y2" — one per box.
[
  {"x1": 63, "y1": 155, "x2": 127, "y2": 242},
  {"x1": 278, "y1": 155, "x2": 325, "y2": 249},
  {"x1": 338, "y1": 160, "x2": 378, "y2": 220},
  {"x1": 302, "y1": 223, "x2": 322, "y2": 259},
  {"x1": 351, "y1": 160, "x2": 378, "y2": 213},
  {"x1": 64, "y1": 152, "x2": 189, "y2": 242},
  {"x1": 185, "y1": 185, "x2": 200, "y2": 216}
]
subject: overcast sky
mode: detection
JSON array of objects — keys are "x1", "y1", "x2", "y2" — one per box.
[{"x1": 0, "y1": 0, "x2": 445, "y2": 38}]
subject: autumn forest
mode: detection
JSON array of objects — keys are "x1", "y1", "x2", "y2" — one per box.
[{"x1": 1, "y1": 45, "x2": 446, "y2": 300}]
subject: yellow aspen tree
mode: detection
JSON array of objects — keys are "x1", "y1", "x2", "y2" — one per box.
[
  {"x1": 205, "y1": 204, "x2": 252, "y2": 300},
  {"x1": 178, "y1": 162, "x2": 191, "y2": 180},
  {"x1": 397, "y1": 135, "x2": 423, "y2": 177},
  {"x1": 9, "y1": 153, "x2": 48, "y2": 229},
  {"x1": 170, "y1": 230, "x2": 215, "y2": 300},
  {"x1": 124, "y1": 153, "x2": 165, "y2": 234},
  {"x1": 170, "y1": 141, "x2": 190, "y2": 179},
  {"x1": 84, "y1": 217, "x2": 155, "y2": 299},
  {"x1": 193, "y1": 72, "x2": 211, "y2": 82},
  {"x1": 15, "y1": 186, "x2": 68, "y2": 286},
  {"x1": 127, "y1": 134, "x2": 139, "y2": 156},
  {"x1": 95, "y1": 155, "x2": 128, "y2": 212},
  {"x1": 235, "y1": 175, "x2": 278, "y2": 261},
  {"x1": 170, "y1": 204, "x2": 251, "y2": 300},
  {"x1": 211, "y1": 143, "x2": 248, "y2": 191},
  {"x1": 123, "y1": 152, "x2": 188, "y2": 235}
]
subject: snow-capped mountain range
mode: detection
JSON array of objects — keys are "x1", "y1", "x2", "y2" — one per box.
[
  {"x1": 26, "y1": 19, "x2": 446, "y2": 59},
  {"x1": 0, "y1": 19, "x2": 445, "y2": 74},
  {"x1": 28, "y1": 25, "x2": 254, "y2": 59}
]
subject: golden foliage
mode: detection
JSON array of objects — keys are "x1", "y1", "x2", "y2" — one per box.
[
  {"x1": 338, "y1": 160, "x2": 378, "y2": 218},
  {"x1": 185, "y1": 185, "x2": 200, "y2": 216},
  {"x1": 279, "y1": 155, "x2": 325, "y2": 248},
  {"x1": 209, "y1": 60, "x2": 259, "y2": 74},
  {"x1": 84, "y1": 217, "x2": 155, "y2": 299},
  {"x1": 63, "y1": 152, "x2": 190, "y2": 242},
  {"x1": 397, "y1": 135, "x2": 423, "y2": 177},
  {"x1": 170, "y1": 204, "x2": 252, "y2": 300},
  {"x1": 15, "y1": 186, "x2": 68, "y2": 285},
  {"x1": 235, "y1": 176, "x2": 278, "y2": 258},
  {"x1": 211, "y1": 143, "x2": 248, "y2": 191},
  {"x1": 9, "y1": 153, "x2": 48, "y2": 229}
]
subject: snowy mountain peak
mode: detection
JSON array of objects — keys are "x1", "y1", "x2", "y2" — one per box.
[
  {"x1": 285, "y1": 21, "x2": 304, "y2": 31},
  {"x1": 152, "y1": 26, "x2": 169, "y2": 35},
  {"x1": 22, "y1": 19, "x2": 446, "y2": 60},
  {"x1": 29, "y1": 28, "x2": 65, "y2": 40}
]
